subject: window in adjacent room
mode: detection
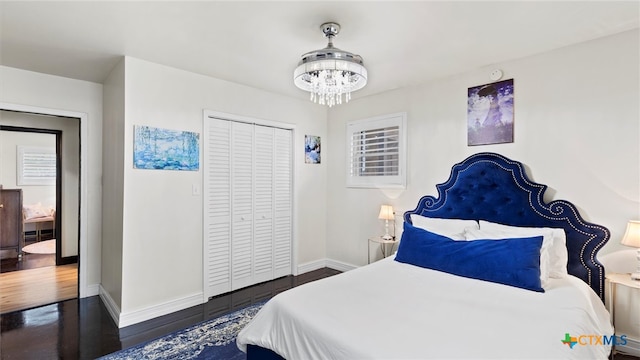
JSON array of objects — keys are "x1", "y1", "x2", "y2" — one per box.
[{"x1": 346, "y1": 112, "x2": 407, "y2": 188}]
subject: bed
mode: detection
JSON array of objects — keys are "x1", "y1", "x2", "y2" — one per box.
[
  {"x1": 23, "y1": 206, "x2": 56, "y2": 243},
  {"x1": 237, "y1": 152, "x2": 613, "y2": 359}
]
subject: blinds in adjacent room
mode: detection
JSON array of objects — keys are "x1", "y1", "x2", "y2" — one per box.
[{"x1": 204, "y1": 117, "x2": 293, "y2": 299}]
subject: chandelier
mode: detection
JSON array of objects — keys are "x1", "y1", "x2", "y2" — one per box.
[{"x1": 293, "y1": 22, "x2": 368, "y2": 107}]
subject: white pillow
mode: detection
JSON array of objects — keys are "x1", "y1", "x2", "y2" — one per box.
[
  {"x1": 409, "y1": 214, "x2": 479, "y2": 240},
  {"x1": 23, "y1": 202, "x2": 52, "y2": 220},
  {"x1": 464, "y1": 227, "x2": 552, "y2": 288},
  {"x1": 479, "y1": 220, "x2": 568, "y2": 278}
]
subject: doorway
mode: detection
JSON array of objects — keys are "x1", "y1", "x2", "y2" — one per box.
[
  {"x1": 0, "y1": 110, "x2": 80, "y2": 312},
  {"x1": 0, "y1": 127, "x2": 60, "y2": 269}
]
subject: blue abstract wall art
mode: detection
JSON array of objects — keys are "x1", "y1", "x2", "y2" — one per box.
[
  {"x1": 134, "y1": 125, "x2": 200, "y2": 170},
  {"x1": 305, "y1": 135, "x2": 321, "y2": 164},
  {"x1": 467, "y1": 79, "x2": 514, "y2": 146}
]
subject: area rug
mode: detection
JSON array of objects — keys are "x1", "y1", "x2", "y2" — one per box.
[
  {"x1": 100, "y1": 301, "x2": 265, "y2": 360},
  {"x1": 22, "y1": 239, "x2": 56, "y2": 254}
]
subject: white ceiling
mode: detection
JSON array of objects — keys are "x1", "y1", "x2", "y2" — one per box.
[{"x1": 1, "y1": 1, "x2": 638, "y2": 100}]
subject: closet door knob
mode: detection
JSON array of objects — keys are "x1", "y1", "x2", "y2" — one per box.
[{"x1": 0, "y1": 204, "x2": 3, "y2": 208}]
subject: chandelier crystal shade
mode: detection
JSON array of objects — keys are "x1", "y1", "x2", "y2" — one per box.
[{"x1": 294, "y1": 22, "x2": 367, "y2": 107}]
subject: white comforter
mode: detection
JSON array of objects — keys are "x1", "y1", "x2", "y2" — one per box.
[{"x1": 237, "y1": 257, "x2": 613, "y2": 359}]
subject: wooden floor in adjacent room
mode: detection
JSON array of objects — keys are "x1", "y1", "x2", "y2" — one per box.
[{"x1": 0, "y1": 263, "x2": 78, "y2": 314}]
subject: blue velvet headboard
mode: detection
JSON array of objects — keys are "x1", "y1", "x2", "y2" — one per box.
[{"x1": 404, "y1": 152, "x2": 610, "y2": 300}]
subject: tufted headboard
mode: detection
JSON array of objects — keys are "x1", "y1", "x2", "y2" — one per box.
[{"x1": 404, "y1": 152, "x2": 610, "y2": 300}]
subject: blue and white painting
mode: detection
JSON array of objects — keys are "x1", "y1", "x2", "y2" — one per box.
[
  {"x1": 134, "y1": 125, "x2": 200, "y2": 170},
  {"x1": 305, "y1": 135, "x2": 321, "y2": 164},
  {"x1": 467, "y1": 79, "x2": 514, "y2": 146}
]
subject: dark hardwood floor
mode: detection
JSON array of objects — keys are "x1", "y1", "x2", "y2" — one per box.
[{"x1": 0, "y1": 267, "x2": 340, "y2": 359}]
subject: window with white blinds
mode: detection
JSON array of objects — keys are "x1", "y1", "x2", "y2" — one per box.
[{"x1": 346, "y1": 112, "x2": 407, "y2": 188}]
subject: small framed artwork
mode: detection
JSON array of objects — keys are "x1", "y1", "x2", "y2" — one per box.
[
  {"x1": 134, "y1": 125, "x2": 200, "y2": 170},
  {"x1": 305, "y1": 135, "x2": 321, "y2": 164},
  {"x1": 467, "y1": 79, "x2": 514, "y2": 146}
]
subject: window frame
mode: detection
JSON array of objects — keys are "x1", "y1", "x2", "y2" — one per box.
[{"x1": 345, "y1": 112, "x2": 407, "y2": 189}]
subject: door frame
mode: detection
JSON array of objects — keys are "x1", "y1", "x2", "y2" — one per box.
[
  {"x1": 0, "y1": 125, "x2": 65, "y2": 265},
  {"x1": 0, "y1": 102, "x2": 89, "y2": 298}
]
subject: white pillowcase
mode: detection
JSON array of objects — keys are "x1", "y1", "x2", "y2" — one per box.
[
  {"x1": 463, "y1": 227, "x2": 553, "y2": 288},
  {"x1": 23, "y1": 202, "x2": 53, "y2": 220},
  {"x1": 479, "y1": 220, "x2": 568, "y2": 278},
  {"x1": 409, "y1": 214, "x2": 479, "y2": 240}
]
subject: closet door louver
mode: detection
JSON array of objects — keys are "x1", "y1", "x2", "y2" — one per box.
[
  {"x1": 230, "y1": 121, "x2": 254, "y2": 290},
  {"x1": 273, "y1": 128, "x2": 292, "y2": 278},
  {"x1": 253, "y1": 125, "x2": 274, "y2": 283},
  {"x1": 204, "y1": 119, "x2": 232, "y2": 296}
]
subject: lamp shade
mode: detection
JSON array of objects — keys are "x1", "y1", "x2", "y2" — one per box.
[
  {"x1": 378, "y1": 205, "x2": 394, "y2": 220},
  {"x1": 621, "y1": 220, "x2": 640, "y2": 248}
]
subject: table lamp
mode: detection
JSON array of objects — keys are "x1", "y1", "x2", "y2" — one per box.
[
  {"x1": 378, "y1": 205, "x2": 395, "y2": 240},
  {"x1": 621, "y1": 220, "x2": 640, "y2": 280}
]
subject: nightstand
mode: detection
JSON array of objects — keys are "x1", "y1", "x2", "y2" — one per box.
[
  {"x1": 368, "y1": 236, "x2": 399, "y2": 264},
  {"x1": 606, "y1": 273, "x2": 640, "y2": 355}
]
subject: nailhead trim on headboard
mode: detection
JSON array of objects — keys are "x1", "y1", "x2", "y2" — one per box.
[{"x1": 404, "y1": 152, "x2": 610, "y2": 300}]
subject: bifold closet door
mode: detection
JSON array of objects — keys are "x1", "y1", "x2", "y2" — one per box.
[
  {"x1": 252, "y1": 125, "x2": 274, "y2": 284},
  {"x1": 273, "y1": 128, "x2": 292, "y2": 278},
  {"x1": 230, "y1": 121, "x2": 255, "y2": 290},
  {"x1": 204, "y1": 118, "x2": 293, "y2": 299},
  {"x1": 204, "y1": 119, "x2": 232, "y2": 297}
]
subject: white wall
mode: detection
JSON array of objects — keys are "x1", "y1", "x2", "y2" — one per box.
[
  {"x1": 101, "y1": 58, "x2": 126, "y2": 310},
  {"x1": 0, "y1": 113, "x2": 80, "y2": 258},
  {"x1": 111, "y1": 57, "x2": 327, "y2": 324},
  {"x1": 0, "y1": 66, "x2": 103, "y2": 296},
  {"x1": 327, "y1": 30, "x2": 639, "y2": 266}
]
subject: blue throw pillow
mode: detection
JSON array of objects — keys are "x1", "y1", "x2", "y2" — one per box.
[{"x1": 395, "y1": 222, "x2": 544, "y2": 292}]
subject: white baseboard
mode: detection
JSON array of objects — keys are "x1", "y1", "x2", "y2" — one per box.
[
  {"x1": 99, "y1": 286, "x2": 204, "y2": 328},
  {"x1": 99, "y1": 259, "x2": 357, "y2": 328},
  {"x1": 326, "y1": 258, "x2": 358, "y2": 272},
  {"x1": 297, "y1": 259, "x2": 327, "y2": 274},
  {"x1": 616, "y1": 335, "x2": 640, "y2": 357},
  {"x1": 118, "y1": 292, "x2": 203, "y2": 328},
  {"x1": 297, "y1": 258, "x2": 359, "y2": 274},
  {"x1": 84, "y1": 283, "x2": 100, "y2": 297},
  {"x1": 99, "y1": 285, "x2": 121, "y2": 327}
]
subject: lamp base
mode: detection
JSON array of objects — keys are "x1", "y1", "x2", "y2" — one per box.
[{"x1": 631, "y1": 272, "x2": 640, "y2": 281}]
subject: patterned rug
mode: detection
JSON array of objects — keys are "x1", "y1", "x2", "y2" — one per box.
[{"x1": 100, "y1": 302, "x2": 265, "y2": 360}]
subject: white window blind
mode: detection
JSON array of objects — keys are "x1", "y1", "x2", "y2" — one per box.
[
  {"x1": 346, "y1": 113, "x2": 407, "y2": 188},
  {"x1": 17, "y1": 146, "x2": 56, "y2": 186}
]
